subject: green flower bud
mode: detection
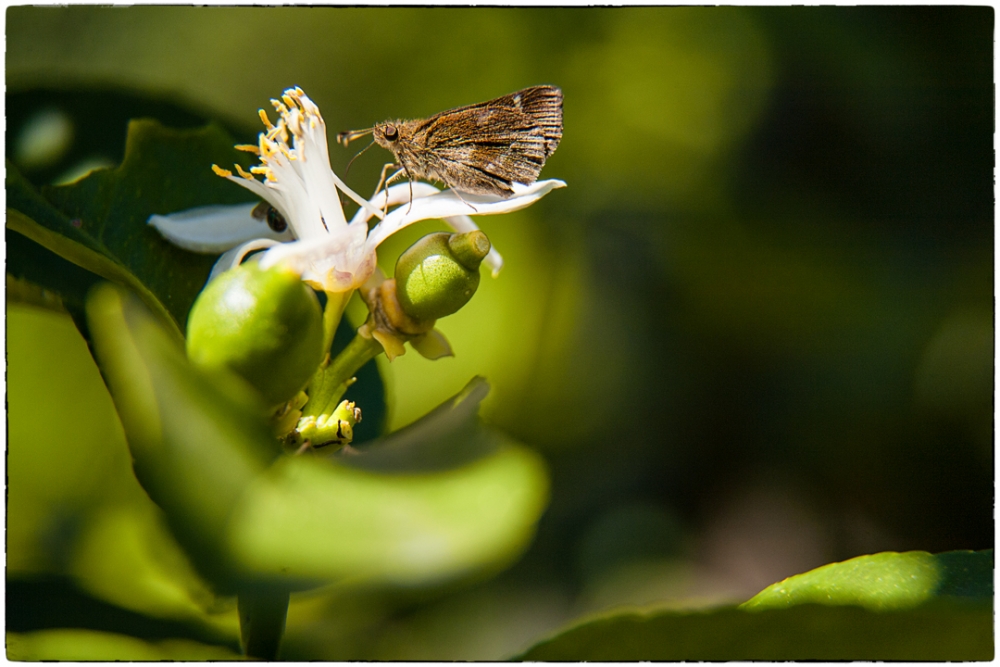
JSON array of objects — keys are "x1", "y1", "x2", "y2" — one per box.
[
  {"x1": 186, "y1": 262, "x2": 324, "y2": 406},
  {"x1": 394, "y1": 230, "x2": 491, "y2": 322}
]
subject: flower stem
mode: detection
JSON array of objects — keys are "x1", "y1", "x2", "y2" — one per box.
[
  {"x1": 238, "y1": 587, "x2": 290, "y2": 660},
  {"x1": 320, "y1": 290, "x2": 351, "y2": 357},
  {"x1": 303, "y1": 333, "x2": 383, "y2": 420}
]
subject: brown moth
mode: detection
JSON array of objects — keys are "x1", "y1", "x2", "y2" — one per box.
[{"x1": 337, "y1": 85, "x2": 563, "y2": 199}]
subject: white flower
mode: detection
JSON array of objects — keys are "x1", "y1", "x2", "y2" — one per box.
[{"x1": 149, "y1": 87, "x2": 565, "y2": 294}]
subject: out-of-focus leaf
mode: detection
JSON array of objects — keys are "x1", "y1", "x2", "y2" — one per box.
[
  {"x1": 85, "y1": 283, "x2": 279, "y2": 590},
  {"x1": 337, "y1": 376, "x2": 497, "y2": 472},
  {"x1": 6, "y1": 575, "x2": 238, "y2": 653},
  {"x1": 228, "y1": 444, "x2": 549, "y2": 587},
  {"x1": 6, "y1": 272, "x2": 69, "y2": 314},
  {"x1": 7, "y1": 629, "x2": 242, "y2": 661},
  {"x1": 85, "y1": 284, "x2": 535, "y2": 594},
  {"x1": 517, "y1": 600, "x2": 992, "y2": 661},
  {"x1": 741, "y1": 549, "x2": 993, "y2": 611},
  {"x1": 68, "y1": 505, "x2": 239, "y2": 636},
  {"x1": 7, "y1": 304, "x2": 133, "y2": 574},
  {"x1": 519, "y1": 550, "x2": 994, "y2": 660}
]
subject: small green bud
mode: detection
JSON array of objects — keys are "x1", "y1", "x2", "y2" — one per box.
[
  {"x1": 186, "y1": 262, "x2": 324, "y2": 406},
  {"x1": 394, "y1": 230, "x2": 491, "y2": 322}
]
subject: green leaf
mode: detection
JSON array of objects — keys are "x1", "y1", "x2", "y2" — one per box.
[
  {"x1": 227, "y1": 444, "x2": 549, "y2": 587},
  {"x1": 7, "y1": 629, "x2": 241, "y2": 661},
  {"x1": 86, "y1": 284, "x2": 546, "y2": 593},
  {"x1": 741, "y1": 549, "x2": 993, "y2": 611},
  {"x1": 518, "y1": 550, "x2": 994, "y2": 660},
  {"x1": 340, "y1": 376, "x2": 499, "y2": 472},
  {"x1": 518, "y1": 600, "x2": 992, "y2": 661},
  {"x1": 7, "y1": 160, "x2": 185, "y2": 341},
  {"x1": 227, "y1": 378, "x2": 547, "y2": 587}
]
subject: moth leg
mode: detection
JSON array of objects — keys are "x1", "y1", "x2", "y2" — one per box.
[
  {"x1": 447, "y1": 187, "x2": 479, "y2": 214},
  {"x1": 375, "y1": 163, "x2": 408, "y2": 217},
  {"x1": 382, "y1": 165, "x2": 415, "y2": 214}
]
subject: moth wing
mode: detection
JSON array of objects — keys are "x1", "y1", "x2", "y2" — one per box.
[
  {"x1": 427, "y1": 86, "x2": 563, "y2": 158},
  {"x1": 434, "y1": 157, "x2": 517, "y2": 198},
  {"x1": 433, "y1": 136, "x2": 546, "y2": 188},
  {"x1": 405, "y1": 86, "x2": 564, "y2": 196},
  {"x1": 504, "y1": 85, "x2": 563, "y2": 157}
]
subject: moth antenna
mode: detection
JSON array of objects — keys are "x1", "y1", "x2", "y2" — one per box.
[
  {"x1": 336, "y1": 127, "x2": 374, "y2": 147},
  {"x1": 345, "y1": 139, "x2": 376, "y2": 174}
]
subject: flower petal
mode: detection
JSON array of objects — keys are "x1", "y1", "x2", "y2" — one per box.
[
  {"x1": 365, "y1": 179, "x2": 566, "y2": 250},
  {"x1": 351, "y1": 179, "x2": 565, "y2": 277},
  {"x1": 148, "y1": 203, "x2": 293, "y2": 253}
]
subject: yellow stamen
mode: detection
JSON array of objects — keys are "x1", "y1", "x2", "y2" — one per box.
[
  {"x1": 258, "y1": 109, "x2": 274, "y2": 131},
  {"x1": 235, "y1": 164, "x2": 256, "y2": 180},
  {"x1": 272, "y1": 99, "x2": 289, "y2": 117},
  {"x1": 250, "y1": 165, "x2": 276, "y2": 182},
  {"x1": 211, "y1": 164, "x2": 233, "y2": 178},
  {"x1": 235, "y1": 144, "x2": 260, "y2": 155}
]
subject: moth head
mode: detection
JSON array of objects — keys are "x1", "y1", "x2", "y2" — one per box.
[{"x1": 374, "y1": 122, "x2": 401, "y2": 147}]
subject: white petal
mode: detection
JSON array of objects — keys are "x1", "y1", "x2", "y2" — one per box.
[
  {"x1": 348, "y1": 181, "x2": 445, "y2": 227},
  {"x1": 206, "y1": 238, "x2": 281, "y2": 283},
  {"x1": 365, "y1": 179, "x2": 566, "y2": 250},
  {"x1": 258, "y1": 222, "x2": 374, "y2": 292},
  {"x1": 148, "y1": 203, "x2": 294, "y2": 253}
]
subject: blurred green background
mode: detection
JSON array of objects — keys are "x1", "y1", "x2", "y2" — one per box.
[{"x1": 7, "y1": 6, "x2": 993, "y2": 660}]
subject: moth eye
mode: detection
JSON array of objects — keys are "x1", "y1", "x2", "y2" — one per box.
[
  {"x1": 383, "y1": 125, "x2": 399, "y2": 141},
  {"x1": 266, "y1": 206, "x2": 288, "y2": 233}
]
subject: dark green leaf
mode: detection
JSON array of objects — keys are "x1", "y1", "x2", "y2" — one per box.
[
  {"x1": 519, "y1": 550, "x2": 994, "y2": 660},
  {"x1": 38, "y1": 119, "x2": 258, "y2": 330},
  {"x1": 7, "y1": 86, "x2": 249, "y2": 189},
  {"x1": 518, "y1": 600, "x2": 992, "y2": 661},
  {"x1": 8, "y1": 159, "x2": 185, "y2": 342}
]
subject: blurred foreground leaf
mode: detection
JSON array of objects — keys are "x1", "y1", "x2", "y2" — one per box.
[
  {"x1": 86, "y1": 283, "x2": 280, "y2": 590},
  {"x1": 519, "y1": 550, "x2": 992, "y2": 660},
  {"x1": 7, "y1": 629, "x2": 242, "y2": 661},
  {"x1": 229, "y1": 444, "x2": 548, "y2": 586},
  {"x1": 87, "y1": 284, "x2": 548, "y2": 593}
]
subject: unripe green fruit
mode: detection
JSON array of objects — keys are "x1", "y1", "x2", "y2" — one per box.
[
  {"x1": 394, "y1": 231, "x2": 491, "y2": 322},
  {"x1": 186, "y1": 262, "x2": 324, "y2": 406}
]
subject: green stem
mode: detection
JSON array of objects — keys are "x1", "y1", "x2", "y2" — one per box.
[
  {"x1": 320, "y1": 290, "x2": 350, "y2": 357},
  {"x1": 238, "y1": 587, "x2": 290, "y2": 660},
  {"x1": 303, "y1": 333, "x2": 383, "y2": 419}
]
